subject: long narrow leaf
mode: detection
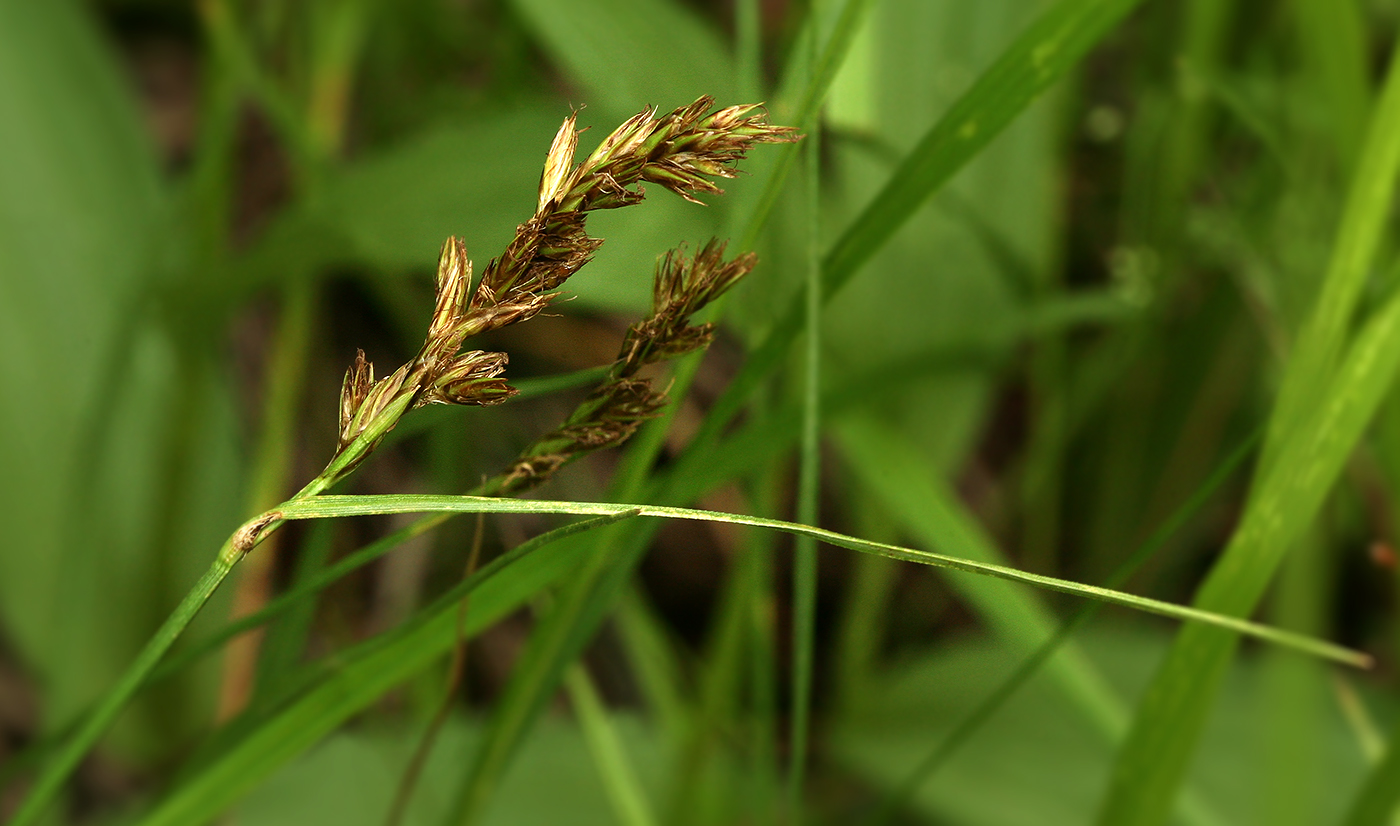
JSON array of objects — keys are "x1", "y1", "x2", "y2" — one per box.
[
  {"x1": 1260, "y1": 36, "x2": 1400, "y2": 477},
  {"x1": 1095, "y1": 40, "x2": 1400, "y2": 826},
  {"x1": 133, "y1": 494, "x2": 1363, "y2": 826},
  {"x1": 249, "y1": 494, "x2": 1363, "y2": 665}
]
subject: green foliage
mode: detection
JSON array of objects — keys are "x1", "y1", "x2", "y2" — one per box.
[{"x1": 4, "y1": 0, "x2": 1400, "y2": 824}]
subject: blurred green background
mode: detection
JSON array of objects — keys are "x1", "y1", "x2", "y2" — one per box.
[{"x1": 3, "y1": 0, "x2": 1400, "y2": 824}]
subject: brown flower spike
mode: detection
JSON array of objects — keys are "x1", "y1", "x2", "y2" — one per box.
[
  {"x1": 326, "y1": 96, "x2": 797, "y2": 489},
  {"x1": 497, "y1": 240, "x2": 758, "y2": 494}
]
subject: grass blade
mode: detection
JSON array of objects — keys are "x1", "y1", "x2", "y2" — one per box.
[
  {"x1": 1094, "y1": 41, "x2": 1400, "y2": 826},
  {"x1": 133, "y1": 511, "x2": 640, "y2": 826},
  {"x1": 1259, "y1": 40, "x2": 1400, "y2": 479},
  {"x1": 128, "y1": 486, "x2": 1365, "y2": 826}
]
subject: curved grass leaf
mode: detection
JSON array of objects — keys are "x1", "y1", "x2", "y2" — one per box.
[
  {"x1": 259, "y1": 494, "x2": 1366, "y2": 664},
  {"x1": 131, "y1": 492, "x2": 1362, "y2": 826}
]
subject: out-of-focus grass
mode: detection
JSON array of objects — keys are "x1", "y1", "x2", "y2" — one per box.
[{"x1": 3, "y1": 0, "x2": 1400, "y2": 825}]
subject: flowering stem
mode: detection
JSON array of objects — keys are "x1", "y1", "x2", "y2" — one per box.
[
  {"x1": 11, "y1": 390, "x2": 414, "y2": 826},
  {"x1": 8, "y1": 557, "x2": 235, "y2": 826},
  {"x1": 11, "y1": 97, "x2": 793, "y2": 825}
]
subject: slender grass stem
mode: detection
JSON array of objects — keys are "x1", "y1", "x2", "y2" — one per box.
[
  {"x1": 7, "y1": 556, "x2": 236, "y2": 826},
  {"x1": 8, "y1": 383, "x2": 413, "y2": 825},
  {"x1": 132, "y1": 512, "x2": 641, "y2": 826}
]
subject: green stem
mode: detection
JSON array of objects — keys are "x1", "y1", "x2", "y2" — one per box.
[
  {"x1": 14, "y1": 380, "x2": 414, "y2": 822},
  {"x1": 8, "y1": 555, "x2": 236, "y2": 826}
]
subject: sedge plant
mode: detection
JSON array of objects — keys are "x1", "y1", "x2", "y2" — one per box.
[
  {"x1": 8, "y1": 95, "x2": 795, "y2": 826},
  {"x1": 7, "y1": 91, "x2": 1377, "y2": 826}
]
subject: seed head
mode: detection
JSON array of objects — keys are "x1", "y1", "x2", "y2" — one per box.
[
  {"x1": 325, "y1": 97, "x2": 794, "y2": 488},
  {"x1": 618, "y1": 239, "x2": 756, "y2": 374}
]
